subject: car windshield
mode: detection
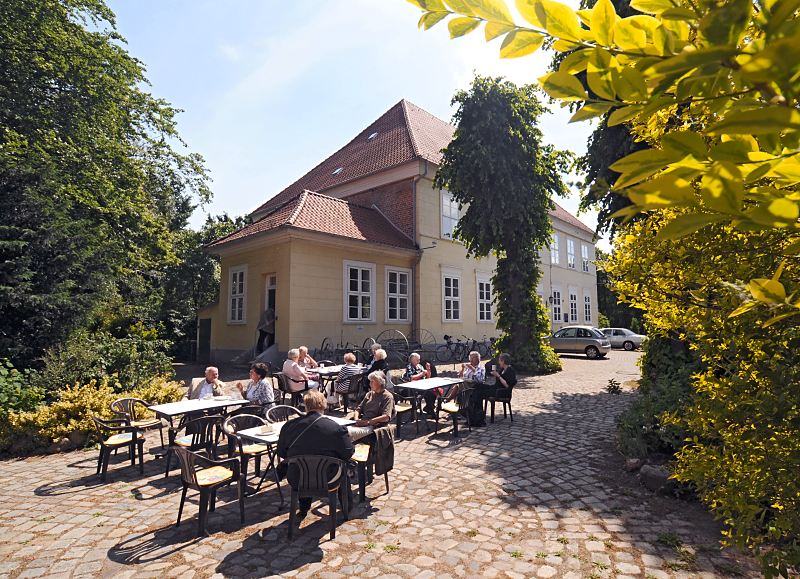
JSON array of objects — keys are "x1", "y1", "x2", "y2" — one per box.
[{"x1": 590, "y1": 328, "x2": 606, "y2": 339}]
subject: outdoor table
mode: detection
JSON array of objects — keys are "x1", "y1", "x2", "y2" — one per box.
[
  {"x1": 238, "y1": 415, "x2": 356, "y2": 495},
  {"x1": 395, "y1": 377, "x2": 464, "y2": 431},
  {"x1": 311, "y1": 365, "x2": 366, "y2": 396}
]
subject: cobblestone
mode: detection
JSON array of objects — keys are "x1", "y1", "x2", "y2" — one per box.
[{"x1": 0, "y1": 352, "x2": 759, "y2": 577}]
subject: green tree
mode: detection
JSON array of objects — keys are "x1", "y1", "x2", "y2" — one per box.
[
  {"x1": 434, "y1": 76, "x2": 568, "y2": 372},
  {"x1": 0, "y1": 0, "x2": 209, "y2": 368},
  {"x1": 594, "y1": 248, "x2": 643, "y2": 327}
]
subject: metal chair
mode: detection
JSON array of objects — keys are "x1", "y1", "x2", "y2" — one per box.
[
  {"x1": 92, "y1": 416, "x2": 145, "y2": 482},
  {"x1": 165, "y1": 415, "x2": 223, "y2": 477},
  {"x1": 277, "y1": 372, "x2": 309, "y2": 407},
  {"x1": 286, "y1": 455, "x2": 350, "y2": 540},
  {"x1": 222, "y1": 414, "x2": 283, "y2": 501},
  {"x1": 111, "y1": 397, "x2": 165, "y2": 447},
  {"x1": 266, "y1": 405, "x2": 304, "y2": 423},
  {"x1": 173, "y1": 446, "x2": 244, "y2": 537}
]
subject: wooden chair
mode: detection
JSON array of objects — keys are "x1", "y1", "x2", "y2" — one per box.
[
  {"x1": 436, "y1": 387, "x2": 475, "y2": 438},
  {"x1": 286, "y1": 455, "x2": 350, "y2": 540},
  {"x1": 484, "y1": 387, "x2": 514, "y2": 423},
  {"x1": 266, "y1": 405, "x2": 304, "y2": 423},
  {"x1": 222, "y1": 414, "x2": 282, "y2": 501},
  {"x1": 111, "y1": 397, "x2": 165, "y2": 447},
  {"x1": 165, "y1": 415, "x2": 223, "y2": 477},
  {"x1": 173, "y1": 446, "x2": 245, "y2": 537},
  {"x1": 92, "y1": 416, "x2": 145, "y2": 482}
]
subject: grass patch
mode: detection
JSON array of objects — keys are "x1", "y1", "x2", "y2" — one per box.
[
  {"x1": 557, "y1": 536, "x2": 569, "y2": 544},
  {"x1": 465, "y1": 529, "x2": 478, "y2": 538},
  {"x1": 535, "y1": 552, "x2": 547, "y2": 559},
  {"x1": 587, "y1": 534, "x2": 599, "y2": 541},
  {"x1": 384, "y1": 544, "x2": 400, "y2": 553},
  {"x1": 593, "y1": 561, "x2": 610, "y2": 570},
  {"x1": 656, "y1": 531, "x2": 682, "y2": 548},
  {"x1": 365, "y1": 542, "x2": 376, "y2": 550}
]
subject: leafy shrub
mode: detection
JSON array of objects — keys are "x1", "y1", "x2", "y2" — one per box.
[
  {"x1": 605, "y1": 378, "x2": 621, "y2": 395},
  {"x1": 38, "y1": 323, "x2": 173, "y2": 396},
  {"x1": 597, "y1": 312, "x2": 610, "y2": 328},
  {"x1": 616, "y1": 335, "x2": 700, "y2": 458},
  {"x1": 0, "y1": 375, "x2": 183, "y2": 454},
  {"x1": 0, "y1": 360, "x2": 44, "y2": 416}
]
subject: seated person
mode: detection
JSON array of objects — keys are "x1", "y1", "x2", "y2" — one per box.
[
  {"x1": 348, "y1": 371, "x2": 394, "y2": 443},
  {"x1": 276, "y1": 390, "x2": 354, "y2": 518},
  {"x1": 402, "y1": 353, "x2": 437, "y2": 416},
  {"x1": 283, "y1": 348, "x2": 319, "y2": 390},
  {"x1": 366, "y1": 347, "x2": 388, "y2": 375},
  {"x1": 459, "y1": 351, "x2": 486, "y2": 383},
  {"x1": 297, "y1": 345, "x2": 318, "y2": 369},
  {"x1": 473, "y1": 352, "x2": 517, "y2": 427},
  {"x1": 185, "y1": 366, "x2": 224, "y2": 400},
  {"x1": 366, "y1": 342, "x2": 381, "y2": 366},
  {"x1": 235, "y1": 362, "x2": 276, "y2": 409},
  {"x1": 333, "y1": 352, "x2": 363, "y2": 396}
]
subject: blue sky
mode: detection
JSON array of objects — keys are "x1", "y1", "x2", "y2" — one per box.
[{"x1": 108, "y1": 0, "x2": 601, "y2": 244}]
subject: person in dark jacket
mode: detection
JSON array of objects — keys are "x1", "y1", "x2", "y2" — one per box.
[
  {"x1": 365, "y1": 348, "x2": 388, "y2": 376},
  {"x1": 277, "y1": 390, "x2": 354, "y2": 517},
  {"x1": 473, "y1": 352, "x2": 517, "y2": 427}
]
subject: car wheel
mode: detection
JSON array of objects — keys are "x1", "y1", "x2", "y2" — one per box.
[
  {"x1": 585, "y1": 346, "x2": 599, "y2": 359},
  {"x1": 623, "y1": 341, "x2": 635, "y2": 351}
]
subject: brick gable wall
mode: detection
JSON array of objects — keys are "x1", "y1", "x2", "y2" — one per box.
[{"x1": 343, "y1": 179, "x2": 415, "y2": 240}]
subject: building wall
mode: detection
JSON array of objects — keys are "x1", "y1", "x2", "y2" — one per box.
[
  {"x1": 415, "y1": 174, "x2": 500, "y2": 343},
  {"x1": 209, "y1": 240, "x2": 292, "y2": 361},
  {"x1": 286, "y1": 239, "x2": 415, "y2": 350}
]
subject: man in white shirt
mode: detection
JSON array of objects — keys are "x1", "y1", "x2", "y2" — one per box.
[{"x1": 185, "y1": 366, "x2": 224, "y2": 400}]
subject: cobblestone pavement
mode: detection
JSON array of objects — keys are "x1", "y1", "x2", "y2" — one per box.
[{"x1": 0, "y1": 351, "x2": 759, "y2": 579}]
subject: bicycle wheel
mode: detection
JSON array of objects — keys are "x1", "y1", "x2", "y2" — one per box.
[
  {"x1": 477, "y1": 341, "x2": 490, "y2": 359},
  {"x1": 436, "y1": 344, "x2": 453, "y2": 363}
]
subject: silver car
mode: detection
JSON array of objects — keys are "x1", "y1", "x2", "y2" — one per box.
[
  {"x1": 549, "y1": 325, "x2": 611, "y2": 359},
  {"x1": 600, "y1": 327, "x2": 646, "y2": 351}
]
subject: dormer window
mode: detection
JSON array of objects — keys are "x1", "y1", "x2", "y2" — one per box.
[
  {"x1": 332, "y1": 167, "x2": 343, "y2": 175},
  {"x1": 368, "y1": 132, "x2": 379, "y2": 140}
]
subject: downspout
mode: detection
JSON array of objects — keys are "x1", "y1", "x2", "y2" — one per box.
[{"x1": 411, "y1": 160, "x2": 428, "y2": 341}]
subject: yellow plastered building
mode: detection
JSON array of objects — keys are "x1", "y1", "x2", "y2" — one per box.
[{"x1": 200, "y1": 100, "x2": 598, "y2": 363}]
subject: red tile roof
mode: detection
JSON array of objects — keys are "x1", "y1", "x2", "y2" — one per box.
[
  {"x1": 233, "y1": 98, "x2": 593, "y2": 244},
  {"x1": 207, "y1": 191, "x2": 416, "y2": 251}
]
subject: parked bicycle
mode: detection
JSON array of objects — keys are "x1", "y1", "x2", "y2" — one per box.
[{"x1": 435, "y1": 334, "x2": 471, "y2": 363}]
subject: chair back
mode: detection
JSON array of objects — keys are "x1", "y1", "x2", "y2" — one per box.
[
  {"x1": 227, "y1": 404, "x2": 265, "y2": 418},
  {"x1": 279, "y1": 372, "x2": 307, "y2": 394},
  {"x1": 110, "y1": 397, "x2": 150, "y2": 422},
  {"x1": 92, "y1": 415, "x2": 125, "y2": 438},
  {"x1": 222, "y1": 414, "x2": 266, "y2": 436},
  {"x1": 266, "y1": 405, "x2": 304, "y2": 423},
  {"x1": 179, "y1": 415, "x2": 222, "y2": 453},
  {"x1": 344, "y1": 373, "x2": 366, "y2": 396},
  {"x1": 173, "y1": 446, "x2": 201, "y2": 487},
  {"x1": 286, "y1": 455, "x2": 346, "y2": 496}
]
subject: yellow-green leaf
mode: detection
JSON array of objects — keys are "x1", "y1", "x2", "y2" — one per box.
[
  {"x1": 409, "y1": 0, "x2": 448, "y2": 10},
  {"x1": 768, "y1": 198, "x2": 800, "y2": 221},
  {"x1": 728, "y1": 300, "x2": 758, "y2": 318},
  {"x1": 500, "y1": 29, "x2": 544, "y2": 57},
  {"x1": 611, "y1": 149, "x2": 683, "y2": 189},
  {"x1": 485, "y1": 20, "x2": 515, "y2": 40},
  {"x1": 607, "y1": 105, "x2": 643, "y2": 126},
  {"x1": 538, "y1": 71, "x2": 588, "y2": 101},
  {"x1": 448, "y1": 16, "x2": 481, "y2": 38},
  {"x1": 707, "y1": 108, "x2": 800, "y2": 135},
  {"x1": 463, "y1": 0, "x2": 514, "y2": 23},
  {"x1": 614, "y1": 18, "x2": 647, "y2": 51},
  {"x1": 444, "y1": 0, "x2": 476, "y2": 15},
  {"x1": 701, "y1": 162, "x2": 743, "y2": 214},
  {"x1": 749, "y1": 278, "x2": 786, "y2": 303},
  {"x1": 558, "y1": 49, "x2": 590, "y2": 73},
  {"x1": 591, "y1": 0, "x2": 617, "y2": 46},
  {"x1": 662, "y1": 132, "x2": 707, "y2": 158},
  {"x1": 629, "y1": 0, "x2": 674, "y2": 14},
  {"x1": 538, "y1": 0, "x2": 583, "y2": 41},
  {"x1": 648, "y1": 46, "x2": 739, "y2": 76},
  {"x1": 611, "y1": 66, "x2": 647, "y2": 101},
  {"x1": 626, "y1": 172, "x2": 696, "y2": 205},
  {"x1": 661, "y1": 7, "x2": 697, "y2": 20},
  {"x1": 700, "y1": 0, "x2": 751, "y2": 46},
  {"x1": 655, "y1": 213, "x2": 728, "y2": 241},
  {"x1": 569, "y1": 102, "x2": 614, "y2": 122},
  {"x1": 587, "y1": 48, "x2": 616, "y2": 100},
  {"x1": 515, "y1": 0, "x2": 546, "y2": 28},
  {"x1": 762, "y1": 310, "x2": 799, "y2": 328},
  {"x1": 419, "y1": 11, "x2": 449, "y2": 29}
]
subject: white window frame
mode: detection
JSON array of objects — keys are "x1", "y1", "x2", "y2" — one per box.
[
  {"x1": 476, "y1": 273, "x2": 493, "y2": 323},
  {"x1": 581, "y1": 243, "x2": 590, "y2": 273},
  {"x1": 551, "y1": 233, "x2": 560, "y2": 265},
  {"x1": 441, "y1": 191, "x2": 459, "y2": 240},
  {"x1": 584, "y1": 290, "x2": 592, "y2": 323},
  {"x1": 441, "y1": 267, "x2": 462, "y2": 323},
  {"x1": 552, "y1": 287, "x2": 562, "y2": 323},
  {"x1": 567, "y1": 238, "x2": 576, "y2": 269},
  {"x1": 569, "y1": 287, "x2": 579, "y2": 322},
  {"x1": 343, "y1": 260, "x2": 376, "y2": 323},
  {"x1": 385, "y1": 266, "x2": 411, "y2": 323},
  {"x1": 227, "y1": 265, "x2": 248, "y2": 324}
]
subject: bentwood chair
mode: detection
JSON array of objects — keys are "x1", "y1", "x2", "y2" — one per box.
[
  {"x1": 111, "y1": 397, "x2": 165, "y2": 447},
  {"x1": 92, "y1": 416, "x2": 145, "y2": 482},
  {"x1": 165, "y1": 415, "x2": 223, "y2": 477},
  {"x1": 266, "y1": 405, "x2": 304, "y2": 423},
  {"x1": 286, "y1": 455, "x2": 350, "y2": 540},
  {"x1": 222, "y1": 414, "x2": 283, "y2": 500},
  {"x1": 173, "y1": 446, "x2": 245, "y2": 537}
]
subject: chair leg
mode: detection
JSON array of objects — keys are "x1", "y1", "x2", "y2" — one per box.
[
  {"x1": 96, "y1": 448, "x2": 104, "y2": 475},
  {"x1": 452, "y1": 414, "x2": 459, "y2": 438},
  {"x1": 101, "y1": 449, "x2": 110, "y2": 482},
  {"x1": 328, "y1": 490, "x2": 338, "y2": 540},
  {"x1": 490, "y1": 401, "x2": 496, "y2": 424},
  {"x1": 138, "y1": 440, "x2": 144, "y2": 474},
  {"x1": 159, "y1": 425, "x2": 165, "y2": 447},
  {"x1": 272, "y1": 462, "x2": 284, "y2": 506},
  {"x1": 254, "y1": 454, "x2": 261, "y2": 476},
  {"x1": 503, "y1": 402, "x2": 507, "y2": 419},
  {"x1": 165, "y1": 448, "x2": 173, "y2": 478},
  {"x1": 210, "y1": 489, "x2": 217, "y2": 512},
  {"x1": 241, "y1": 456, "x2": 250, "y2": 484},
  {"x1": 384, "y1": 472, "x2": 390, "y2": 494},
  {"x1": 176, "y1": 483, "x2": 188, "y2": 526},
  {"x1": 288, "y1": 491, "x2": 298, "y2": 540},
  {"x1": 357, "y1": 462, "x2": 367, "y2": 503},
  {"x1": 238, "y1": 477, "x2": 246, "y2": 524},
  {"x1": 198, "y1": 490, "x2": 209, "y2": 537},
  {"x1": 508, "y1": 402, "x2": 513, "y2": 422}
]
